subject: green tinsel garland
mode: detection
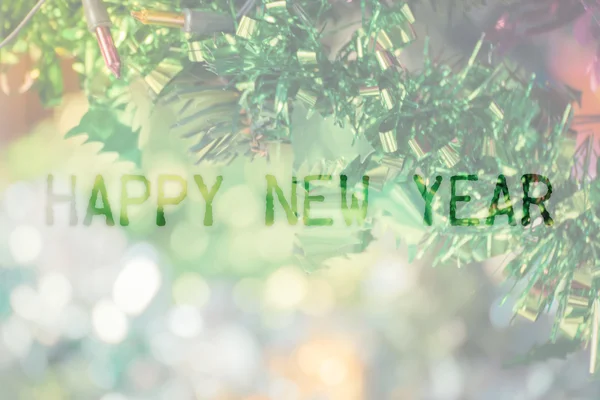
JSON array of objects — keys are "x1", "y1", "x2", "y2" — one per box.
[{"x1": 3, "y1": 0, "x2": 600, "y2": 369}]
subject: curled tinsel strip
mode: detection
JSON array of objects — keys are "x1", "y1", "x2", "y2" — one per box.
[
  {"x1": 409, "y1": 76, "x2": 577, "y2": 260},
  {"x1": 187, "y1": 1, "x2": 417, "y2": 142},
  {"x1": 184, "y1": 0, "x2": 576, "y2": 176},
  {"x1": 505, "y1": 189, "x2": 600, "y2": 371}
]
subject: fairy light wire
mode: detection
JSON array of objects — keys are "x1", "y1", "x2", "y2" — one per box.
[
  {"x1": 1, "y1": 0, "x2": 254, "y2": 51},
  {"x1": 0, "y1": 0, "x2": 47, "y2": 49}
]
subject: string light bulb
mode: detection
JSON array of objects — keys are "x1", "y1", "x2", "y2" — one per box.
[
  {"x1": 82, "y1": 0, "x2": 121, "y2": 78},
  {"x1": 131, "y1": 8, "x2": 235, "y2": 35}
]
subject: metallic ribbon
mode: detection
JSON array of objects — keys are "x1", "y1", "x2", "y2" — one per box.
[
  {"x1": 141, "y1": 58, "x2": 183, "y2": 97},
  {"x1": 236, "y1": 16, "x2": 259, "y2": 39}
]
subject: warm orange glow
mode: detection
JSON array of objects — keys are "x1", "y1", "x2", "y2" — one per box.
[
  {"x1": 548, "y1": 34, "x2": 600, "y2": 175},
  {"x1": 548, "y1": 35, "x2": 600, "y2": 125}
]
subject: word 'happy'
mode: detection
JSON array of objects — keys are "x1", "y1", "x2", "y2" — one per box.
[{"x1": 45, "y1": 173, "x2": 553, "y2": 227}]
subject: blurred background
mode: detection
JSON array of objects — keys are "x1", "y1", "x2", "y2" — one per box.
[{"x1": 2, "y1": 2, "x2": 600, "y2": 400}]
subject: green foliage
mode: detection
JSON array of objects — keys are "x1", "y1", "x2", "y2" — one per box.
[{"x1": 66, "y1": 104, "x2": 141, "y2": 165}]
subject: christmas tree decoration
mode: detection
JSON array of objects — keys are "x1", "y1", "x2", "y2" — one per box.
[
  {"x1": 413, "y1": 74, "x2": 576, "y2": 254},
  {"x1": 0, "y1": 0, "x2": 215, "y2": 104},
  {"x1": 5, "y1": 0, "x2": 600, "y2": 373},
  {"x1": 82, "y1": 0, "x2": 121, "y2": 78},
  {"x1": 113, "y1": 3, "x2": 600, "y2": 351},
  {"x1": 499, "y1": 162, "x2": 600, "y2": 371},
  {"x1": 131, "y1": 8, "x2": 236, "y2": 35}
]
